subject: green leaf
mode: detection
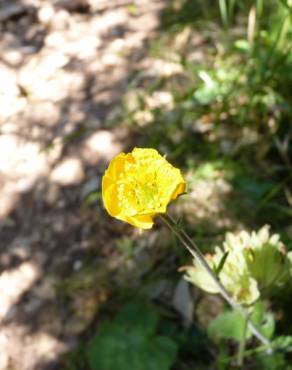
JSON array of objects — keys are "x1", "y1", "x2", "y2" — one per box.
[
  {"x1": 208, "y1": 310, "x2": 246, "y2": 341},
  {"x1": 86, "y1": 303, "x2": 178, "y2": 370},
  {"x1": 115, "y1": 302, "x2": 159, "y2": 336},
  {"x1": 250, "y1": 301, "x2": 265, "y2": 326},
  {"x1": 194, "y1": 71, "x2": 221, "y2": 105},
  {"x1": 250, "y1": 302, "x2": 275, "y2": 339},
  {"x1": 256, "y1": 352, "x2": 287, "y2": 370},
  {"x1": 193, "y1": 84, "x2": 220, "y2": 105},
  {"x1": 84, "y1": 191, "x2": 100, "y2": 206},
  {"x1": 214, "y1": 251, "x2": 229, "y2": 276},
  {"x1": 272, "y1": 336, "x2": 292, "y2": 352},
  {"x1": 259, "y1": 312, "x2": 275, "y2": 339},
  {"x1": 235, "y1": 177, "x2": 274, "y2": 201},
  {"x1": 234, "y1": 39, "x2": 250, "y2": 51},
  {"x1": 208, "y1": 304, "x2": 275, "y2": 343}
]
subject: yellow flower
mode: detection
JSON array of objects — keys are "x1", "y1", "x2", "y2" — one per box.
[{"x1": 102, "y1": 148, "x2": 186, "y2": 229}]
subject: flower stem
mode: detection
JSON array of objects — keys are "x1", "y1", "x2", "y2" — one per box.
[
  {"x1": 237, "y1": 312, "x2": 249, "y2": 366},
  {"x1": 159, "y1": 213, "x2": 271, "y2": 348}
]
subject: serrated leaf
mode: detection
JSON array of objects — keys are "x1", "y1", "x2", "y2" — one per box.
[
  {"x1": 208, "y1": 303, "x2": 275, "y2": 343},
  {"x1": 115, "y1": 302, "x2": 159, "y2": 336},
  {"x1": 208, "y1": 310, "x2": 246, "y2": 341},
  {"x1": 86, "y1": 303, "x2": 178, "y2": 370}
]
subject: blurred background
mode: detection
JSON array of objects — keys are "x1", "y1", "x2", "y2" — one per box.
[{"x1": 0, "y1": 0, "x2": 291, "y2": 369}]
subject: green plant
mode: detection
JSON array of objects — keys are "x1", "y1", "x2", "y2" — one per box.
[
  {"x1": 86, "y1": 303, "x2": 178, "y2": 370},
  {"x1": 98, "y1": 2, "x2": 292, "y2": 369}
]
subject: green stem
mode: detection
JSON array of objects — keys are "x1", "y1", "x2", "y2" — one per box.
[
  {"x1": 219, "y1": 0, "x2": 229, "y2": 29},
  {"x1": 159, "y1": 214, "x2": 271, "y2": 348},
  {"x1": 220, "y1": 343, "x2": 271, "y2": 364},
  {"x1": 237, "y1": 313, "x2": 248, "y2": 366}
]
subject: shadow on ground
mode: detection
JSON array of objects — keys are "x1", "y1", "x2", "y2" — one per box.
[{"x1": 0, "y1": 1, "x2": 169, "y2": 369}]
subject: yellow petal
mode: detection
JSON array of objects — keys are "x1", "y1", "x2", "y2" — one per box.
[
  {"x1": 125, "y1": 214, "x2": 154, "y2": 229},
  {"x1": 105, "y1": 152, "x2": 128, "y2": 180},
  {"x1": 171, "y1": 179, "x2": 186, "y2": 200},
  {"x1": 102, "y1": 174, "x2": 114, "y2": 189},
  {"x1": 132, "y1": 147, "x2": 159, "y2": 159},
  {"x1": 102, "y1": 181, "x2": 120, "y2": 217}
]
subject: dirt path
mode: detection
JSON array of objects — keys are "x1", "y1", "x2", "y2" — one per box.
[{"x1": 0, "y1": 1, "x2": 165, "y2": 368}]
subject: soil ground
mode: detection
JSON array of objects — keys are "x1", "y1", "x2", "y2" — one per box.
[{"x1": 0, "y1": 1, "x2": 166, "y2": 369}]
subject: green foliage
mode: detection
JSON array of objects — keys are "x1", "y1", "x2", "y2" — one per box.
[
  {"x1": 115, "y1": 237, "x2": 135, "y2": 259},
  {"x1": 187, "y1": 160, "x2": 236, "y2": 182},
  {"x1": 86, "y1": 303, "x2": 178, "y2": 370},
  {"x1": 208, "y1": 310, "x2": 247, "y2": 341},
  {"x1": 62, "y1": 345, "x2": 88, "y2": 370},
  {"x1": 106, "y1": 0, "x2": 292, "y2": 368},
  {"x1": 234, "y1": 176, "x2": 274, "y2": 202},
  {"x1": 272, "y1": 335, "x2": 292, "y2": 352},
  {"x1": 250, "y1": 302, "x2": 275, "y2": 340},
  {"x1": 208, "y1": 301, "x2": 275, "y2": 342},
  {"x1": 84, "y1": 191, "x2": 101, "y2": 206},
  {"x1": 214, "y1": 251, "x2": 229, "y2": 276},
  {"x1": 255, "y1": 353, "x2": 289, "y2": 370}
]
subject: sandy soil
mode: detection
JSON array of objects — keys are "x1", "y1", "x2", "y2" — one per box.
[{"x1": 0, "y1": 1, "x2": 165, "y2": 369}]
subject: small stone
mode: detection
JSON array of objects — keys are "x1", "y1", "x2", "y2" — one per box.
[
  {"x1": 38, "y1": 4, "x2": 55, "y2": 25},
  {"x1": 73, "y1": 260, "x2": 82, "y2": 271},
  {"x1": 50, "y1": 157, "x2": 84, "y2": 186},
  {"x1": 82, "y1": 130, "x2": 122, "y2": 164},
  {"x1": 2, "y1": 49, "x2": 23, "y2": 66}
]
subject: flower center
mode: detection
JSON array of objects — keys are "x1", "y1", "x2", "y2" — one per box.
[{"x1": 117, "y1": 165, "x2": 161, "y2": 216}]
